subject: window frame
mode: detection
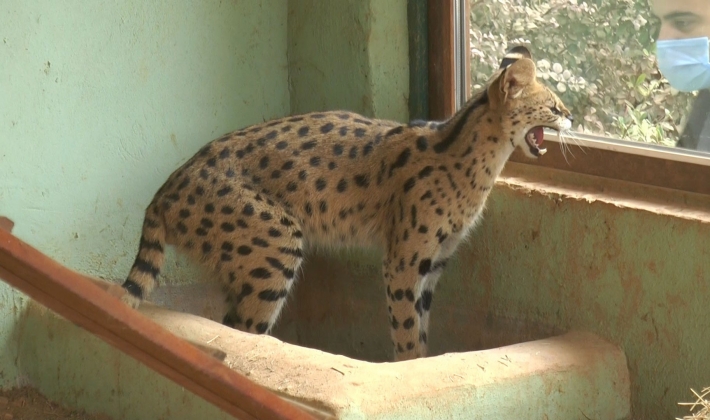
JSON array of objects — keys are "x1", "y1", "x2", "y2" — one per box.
[{"x1": 426, "y1": 0, "x2": 710, "y2": 196}]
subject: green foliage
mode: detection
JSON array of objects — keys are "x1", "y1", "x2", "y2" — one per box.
[{"x1": 468, "y1": 0, "x2": 696, "y2": 146}]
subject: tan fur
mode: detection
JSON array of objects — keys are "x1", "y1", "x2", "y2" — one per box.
[{"x1": 122, "y1": 47, "x2": 572, "y2": 361}]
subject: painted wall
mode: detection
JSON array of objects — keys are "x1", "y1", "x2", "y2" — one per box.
[
  {"x1": 287, "y1": 0, "x2": 409, "y2": 122},
  {"x1": 0, "y1": 0, "x2": 289, "y2": 388},
  {"x1": 0, "y1": 0, "x2": 411, "y2": 416},
  {"x1": 454, "y1": 183, "x2": 709, "y2": 420}
]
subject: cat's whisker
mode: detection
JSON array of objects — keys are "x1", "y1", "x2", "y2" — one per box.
[{"x1": 565, "y1": 131, "x2": 588, "y2": 155}]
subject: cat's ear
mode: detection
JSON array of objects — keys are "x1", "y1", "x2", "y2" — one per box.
[
  {"x1": 498, "y1": 45, "x2": 532, "y2": 69},
  {"x1": 489, "y1": 57, "x2": 537, "y2": 107}
]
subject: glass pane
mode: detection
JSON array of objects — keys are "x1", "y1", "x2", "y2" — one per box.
[{"x1": 466, "y1": 0, "x2": 710, "y2": 153}]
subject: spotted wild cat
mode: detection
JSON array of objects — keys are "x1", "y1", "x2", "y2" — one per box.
[{"x1": 121, "y1": 46, "x2": 573, "y2": 361}]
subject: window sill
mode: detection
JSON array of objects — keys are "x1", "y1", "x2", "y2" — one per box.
[
  {"x1": 499, "y1": 161, "x2": 710, "y2": 224},
  {"x1": 508, "y1": 131, "x2": 710, "y2": 196}
]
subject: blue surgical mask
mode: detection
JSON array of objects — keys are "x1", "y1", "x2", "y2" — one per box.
[{"x1": 656, "y1": 37, "x2": 710, "y2": 92}]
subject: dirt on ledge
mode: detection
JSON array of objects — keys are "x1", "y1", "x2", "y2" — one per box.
[{"x1": 0, "y1": 387, "x2": 113, "y2": 420}]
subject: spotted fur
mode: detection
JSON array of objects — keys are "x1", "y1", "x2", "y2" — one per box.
[{"x1": 121, "y1": 46, "x2": 573, "y2": 361}]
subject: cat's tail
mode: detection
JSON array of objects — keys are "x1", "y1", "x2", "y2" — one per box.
[{"x1": 120, "y1": 201, "x2": 166, "y2": 308}]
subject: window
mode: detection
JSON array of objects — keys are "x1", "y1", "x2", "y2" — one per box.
[{"x1": 427, "y1": 0, "x2": 710, "y2": 195}]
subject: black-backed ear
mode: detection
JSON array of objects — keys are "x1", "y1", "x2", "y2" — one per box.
[
  {"x1": 489, "y1": 57, "x2": 537, "y2": 108},
  {"x1": 499, "y1": 46, "x2": 533, "y2": 69}
]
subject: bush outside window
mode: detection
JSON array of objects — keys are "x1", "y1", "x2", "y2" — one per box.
[{"x1": 467, "y1": 0, "x2": 696, "y2": 149}]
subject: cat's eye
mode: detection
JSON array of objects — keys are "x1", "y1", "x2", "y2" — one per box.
[{"x1": 551, "y1": 107, "x2": 563, "y2": 116}]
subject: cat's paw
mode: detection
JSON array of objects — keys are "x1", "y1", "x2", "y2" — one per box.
[
  {"x1": 120, "y1": 292, "x2": 142, "y2": 309},
  {"x1": 107, "y1": 284, "x2": 141, "y2": 309}
]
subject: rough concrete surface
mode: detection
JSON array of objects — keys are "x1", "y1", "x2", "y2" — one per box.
[{"x1": 143, "y1": 304, "x2": 631, "y2": 420}]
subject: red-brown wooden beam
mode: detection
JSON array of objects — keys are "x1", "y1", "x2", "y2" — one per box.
[
  {"x1": 0, "y1": 218, "x2": 316, "y2": 420},
  {"x1": 428, "y1": 0, "x2": 456, "y2": 120}
]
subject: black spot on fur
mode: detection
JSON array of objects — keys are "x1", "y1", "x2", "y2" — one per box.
[
  {"x1": 320, "y1": 123, "x2": 334, "y2": 133},
  {"x1": 433, "y1": 92, "x2": 488, "y2": 153},
  {"x1": 405, "y1": 289, "x2": 415, "y2": 302},
  {"x1": 301, "y1": 140, "x2": 317, "y2": 150},
  {"x1": 386, "y1": 126, "x2": 404, "y2": 137},
  {"x1": 363, "y1": 142, "x2": 374, "y2": 156},
  {"x1": 354, "y1": 174, "x2": 370, "y2": 188},
  {"x1": 251, "y1": 237, "x2": 269, "y2": 247},
  {"x1": 418, "y1": 259, "x2": 432, "y2": 276},
  {"x1": 278, "y1": 247, "x2": 303, "y2": 258},
  {"x1": 418, "y1": 166, "x2": 434, "y2": 179},
  {"x1": 219, "y1": 222, "x2": 235, "y2": 232},
  {"x1": 388, "y1": 148, "x2": 411, "y2": 177},
  {"x1": 421, "y1": 290, "x2": 433, "y2": 311},
  {"x1": 249, "y1": 267, "x2": 271, "y2": 279},
  {"x1": 217, "y1": 186, "x2": 232, "y2": 197},
  {"x1": 403, "y1": 177, "x2": 416, "y2": 192},
  {"x1": 258, "y1": 289, "x2": 287, "y2": 301},
  {"x1": 259, "y1": 156, "x2": 269, "y2": 169},
  {"x1": 416, "y1": 136, "x2": 428, "y2": 151},
  {"x1": 237, "y1": 245, "x2": 252, "y2": 255}
]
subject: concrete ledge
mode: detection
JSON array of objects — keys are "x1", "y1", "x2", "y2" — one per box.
[{"x1": 143, "y1": 305, "x2": 631, "y2": 420}]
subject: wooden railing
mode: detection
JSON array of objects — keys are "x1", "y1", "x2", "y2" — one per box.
[{"x1": 0, "y1": 216, "x2": 316, "y2": 420}]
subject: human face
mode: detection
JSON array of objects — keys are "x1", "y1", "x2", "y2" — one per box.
[{"x1": 650, "y1": 0, "x2": 710, "y2": 40}]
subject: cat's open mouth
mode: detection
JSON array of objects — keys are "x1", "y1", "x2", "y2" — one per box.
[{"x1": 525, "y1": 126, "x2": 547, "y2": 157}]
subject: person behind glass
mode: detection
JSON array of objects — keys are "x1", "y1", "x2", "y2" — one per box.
[{"x1": 651, "y1": 0, "x2": 710, "y2": 151}]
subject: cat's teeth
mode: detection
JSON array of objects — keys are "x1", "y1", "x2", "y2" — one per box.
[{"x1": 538, "y1": 148, "x2": 547, "y2": 156}]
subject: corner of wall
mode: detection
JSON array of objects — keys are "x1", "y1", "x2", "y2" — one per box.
[
  {"x1": 367, "y1": 0, "x2": 410, "y2": 122},
  {"x1": 0, "y1": 283, "x2": 28, "y2": 389},
  {"x1": 287, "y1": 0, "x2": 409, "y2": 121}
]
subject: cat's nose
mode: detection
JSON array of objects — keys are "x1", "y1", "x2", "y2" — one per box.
[{"x1": 567, "y1": 114, "x2": 574, "y2": 122}]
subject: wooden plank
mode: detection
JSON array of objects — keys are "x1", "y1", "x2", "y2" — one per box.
[
  {"x1": 463, "y1": 0, "x2": 471, "y2": 101},
  {"x1": 428, "y1": 0, "x2": 456, "y2": 120},
  {"x1": 509, "y1": 143, "x2": 710, "y2": 195},
  {"x1": 0, "y1": 224, "x2": 316, "y2": 420}
]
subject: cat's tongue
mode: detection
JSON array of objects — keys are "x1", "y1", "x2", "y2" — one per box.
[
  {"x1": 524, "y1": 126, "x2": 547, "y2": 157},
  {"x1": 532, "y1": 126, "x2": 544, "y2": 146}
]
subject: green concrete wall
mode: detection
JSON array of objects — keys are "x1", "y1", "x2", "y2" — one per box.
[
  {"x1": 0, "y1": 0, "x2": 411, "y2": 417},
  {"x1": 287, "y1": 0, "x2": 409, "y2": 122},
  {"x1": 0, "y1": 0, "x2": 289, "y2": 281},
  {"x1": 0, "y1": 0, "x2": 289, "y2": 390},
  {"x1": 447, "y1": 185, "x2": 709, "y2": 420},
  {"x1": 18, "y1": 305, "x2": 234, "y2": 420}
]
